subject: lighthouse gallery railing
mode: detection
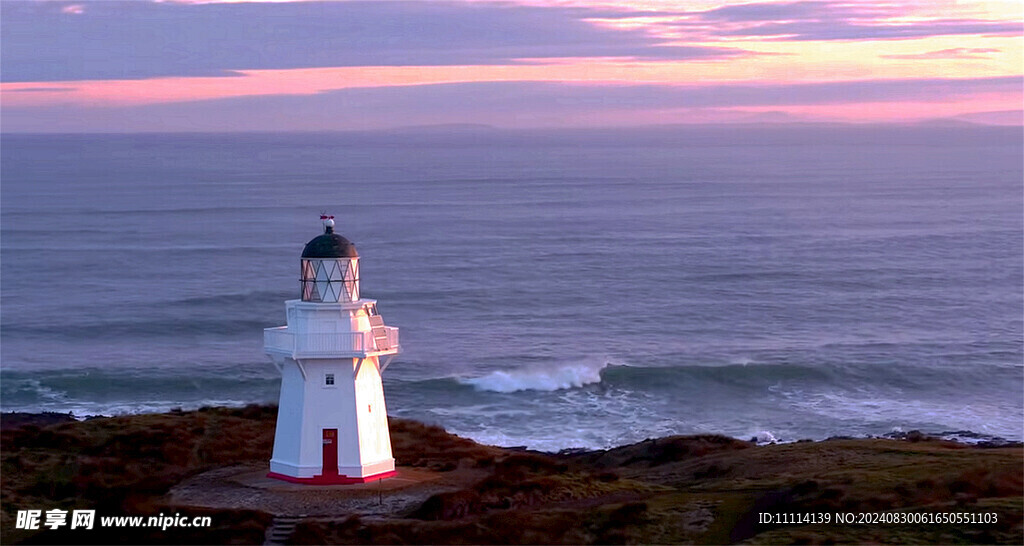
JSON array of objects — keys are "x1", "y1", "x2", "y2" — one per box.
[{"x1": 264, "y1": 326, "x2": 398, "y2": 356}]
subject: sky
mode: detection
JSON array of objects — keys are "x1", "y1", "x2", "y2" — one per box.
[{"x1": 0, "y1": 0, "x2": 1021, "y2": 132}]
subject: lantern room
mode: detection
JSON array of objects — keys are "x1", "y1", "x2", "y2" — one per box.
[{"x1": 300, "y1": 217, "x2": 360, "y2": 303}]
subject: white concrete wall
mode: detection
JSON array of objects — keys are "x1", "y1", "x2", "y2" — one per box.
[
  {"x1": 268, "y1": 297, "x2": 396, "y2": 479},
  {"x1": 353, "y1": 356, "x2": 394, "y2": 470},
  {"x1": 269, "y1": 359, "x2": 304, "y2": 471},
  {"x1": 285, "y1": 300, "x2": 371, "y2": 335},
  {"x1": 269, "y1": 355, "x2": 394, "y2": 478}
]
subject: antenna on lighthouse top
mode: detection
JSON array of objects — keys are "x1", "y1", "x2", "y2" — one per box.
[{"x1": 319, "y1": 213, "x2": 336, "y2": 234}]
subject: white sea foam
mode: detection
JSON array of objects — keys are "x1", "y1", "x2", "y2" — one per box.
[
  {"x1": 3, "y1": 399, "x2": 260, "y2": 418},
  {"x1": 26, "y1": 380, "x2": 71, "y2": 403},
  {"x1": 461, "y1": 358, "x2": 609, "y2": 393}
]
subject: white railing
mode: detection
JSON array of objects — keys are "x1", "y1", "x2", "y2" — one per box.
[
  {"x1": 300, "y1": 332, "x2": 370, "y2": 354},
  {"x1": 264, "y1": 327, "x2": 294, "y2": 352},
  {"x1": 264, "y1": 327, "x2": 399, "y2": 356},
  {"x1": 378, "y1": 326, "x2": 400, "y2": 351}
]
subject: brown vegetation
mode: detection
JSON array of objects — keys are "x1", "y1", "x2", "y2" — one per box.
[
  {"x1": 2, "y1": 407, "x2": 1022, "y2": 544},
  {"x1": 1, "y1": 406, "x2": 277, "y2": 544}
]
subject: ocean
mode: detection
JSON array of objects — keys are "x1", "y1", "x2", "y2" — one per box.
[{"x1": 2, "y1": 126, "x2": 1021, "y2": 451}]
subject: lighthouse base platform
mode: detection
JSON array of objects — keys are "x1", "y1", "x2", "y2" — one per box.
[
  {"x1": 266, "y1": 470, "x2": 397, "y2": 485},
  {"x1": 169, "y1": 463, "x2": 488, "y2": 518},
  {"x1": 268, "y1": 457, "x2": 396, "y2": 484}
]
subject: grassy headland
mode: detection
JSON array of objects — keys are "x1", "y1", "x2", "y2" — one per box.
[{"x1": 2, "y1": 406, "x2": 1020, "y2": 544}]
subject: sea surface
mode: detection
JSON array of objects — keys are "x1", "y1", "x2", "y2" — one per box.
[{"x1": 2, "y1": 127, "x2": 1022, "y2": 450}]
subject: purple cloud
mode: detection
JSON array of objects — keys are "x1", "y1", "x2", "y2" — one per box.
[
  {"x1": 697, "y1": 1, "x2": 890, "y2": 22},
  {"x1": 668, "y1": 1, "x2": 1022, "y2": 42},
  {"x1": 0, "y1": 1, "x2": 747, "y2": 83},
  {"x1": 713, "y1": 20, "x2": 1022, "y2": 41}
]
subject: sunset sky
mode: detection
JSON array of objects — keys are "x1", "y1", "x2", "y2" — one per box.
[{"x1": 1, "y1": 0, "x2": 1021, "y2": 132}]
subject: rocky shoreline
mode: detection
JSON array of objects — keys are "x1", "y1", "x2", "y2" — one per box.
[
  {"x1": 7, "y1": 409, "x2": 1021, "y2": 450},
  {"x1": 2, "y1": 405, "x2": 1021, "y2": 544}
]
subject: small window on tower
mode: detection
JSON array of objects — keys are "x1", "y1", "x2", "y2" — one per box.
[{"x1": 325, "y1": 373, "x2": 335, "y2": 386}]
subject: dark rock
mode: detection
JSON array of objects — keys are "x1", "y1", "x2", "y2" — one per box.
[
  {"x1": 410, "y1": 490, "x2": 483, "y2": 520},
  {"x1": 608, "y1": 502, "x2": 648, "y2": 523},
  {"x1": 906, "y1": 430, "x2": 928, "y2": 442}
]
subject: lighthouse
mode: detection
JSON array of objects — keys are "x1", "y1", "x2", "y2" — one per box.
[{"x1": 263, "y1": 216, "x2": 400, "y2": 484}]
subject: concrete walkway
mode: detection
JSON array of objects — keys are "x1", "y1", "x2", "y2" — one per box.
[{"x1": 169, "y1": 464, "x2": 483, "y2": 518}]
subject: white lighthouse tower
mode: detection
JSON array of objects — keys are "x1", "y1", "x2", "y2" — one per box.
[{"x1": 263, "y1": 216, "x2": 400, "y2": 484}]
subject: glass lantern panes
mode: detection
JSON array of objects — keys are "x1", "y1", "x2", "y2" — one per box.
[{"x1": 301, "y1": 258, "x2": 360, "y2": 302}]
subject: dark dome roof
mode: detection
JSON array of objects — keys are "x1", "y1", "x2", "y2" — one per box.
[{"x1": 302, "y1": 229, "x2": 359, "y2": 258}]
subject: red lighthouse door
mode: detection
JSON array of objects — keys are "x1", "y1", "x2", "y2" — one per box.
[{"x1": 322, "y1": 429, "x2": 338, "y2": 476}]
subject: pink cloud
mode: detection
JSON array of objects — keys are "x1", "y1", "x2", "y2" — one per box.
[{"x1": 2, "y1": 76, "x2": 1020, "y2": 132}]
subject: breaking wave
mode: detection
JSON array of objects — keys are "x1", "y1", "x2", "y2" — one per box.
[{"x1": 460, "y1": 358, "x2": 611, "y2": 393}]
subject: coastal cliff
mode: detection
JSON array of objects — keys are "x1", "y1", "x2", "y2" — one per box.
[{"x1": 2, "y1": 406, "x2": 1020, "y2": 544}]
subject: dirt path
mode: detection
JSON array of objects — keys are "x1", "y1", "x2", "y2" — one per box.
[{"x1": 169, "y1": 464, "x2": 485, "y2": 517}]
